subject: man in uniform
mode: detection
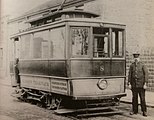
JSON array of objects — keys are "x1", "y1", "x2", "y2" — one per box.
[{"x1": 128, "y1": 52, "x2": 148, "y2": 117}]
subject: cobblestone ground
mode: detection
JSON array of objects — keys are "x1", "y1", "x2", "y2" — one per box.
[{"x1": 0, "y1": 84, "x2": 154, "y2": 120}]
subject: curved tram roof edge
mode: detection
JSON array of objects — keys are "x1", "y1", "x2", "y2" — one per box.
[
  {"x1": 26, "y1": 10, "x2": 100, "y2": 23},
  {"x1": 10, "y1": 18, "x2": 126, "y2": 39}
]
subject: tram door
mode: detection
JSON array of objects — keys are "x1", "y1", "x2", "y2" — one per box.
[{"x1": 11, "y1": 37, "x2": 20, "y2": 87}]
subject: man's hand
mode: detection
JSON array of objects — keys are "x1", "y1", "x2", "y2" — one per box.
[
  {"x1": 128, "y1": 84, "x2": 131, "y2": 89},
  {"x1": 127, "y1": 83, "x2": 131, "y2": 89},
  {"x1": 143, "y1": 84, "x2": 148, "y2": 89}
]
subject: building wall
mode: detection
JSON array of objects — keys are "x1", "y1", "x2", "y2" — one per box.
[{"x1": 0, "y1": 16, "x2": 9, "y2": 78}]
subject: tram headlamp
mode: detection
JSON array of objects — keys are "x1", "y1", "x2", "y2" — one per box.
[{"x1": 97, "y1": 79, "x2": 108, "y2": 90}]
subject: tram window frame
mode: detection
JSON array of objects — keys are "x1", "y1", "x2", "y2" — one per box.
[
  {"x1": 93, "y1": 27, "x2": 110, "y2": 58},
  {"x1": 33, "y1": 30, "x2": 50, "y2": 59},
  {"x1": 112, "y1": 28, "x2": 124, "y2": 58},
  {"x1": 49, "y1": 27, "x2": 65, "y2": 59},
  {"x1": 71, "y1": 27, "x2": 90, "y2": 58}
]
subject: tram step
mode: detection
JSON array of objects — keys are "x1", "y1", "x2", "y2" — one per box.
[
  {"x1": 76, "y1": 110, "x2": 123, "y2": 117},
  {"x1": 55, "y1": 106, "x2": 116, "y2": 114},
  {"x1": 87, "y1": 102, "x2": 116, "y2": 107}
]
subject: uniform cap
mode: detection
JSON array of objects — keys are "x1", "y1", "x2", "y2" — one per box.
[{"x1": 133, "y1": 52, "x2": 140, "y2": 58}]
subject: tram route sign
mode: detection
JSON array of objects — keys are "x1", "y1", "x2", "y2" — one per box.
[
  {"x1": 21, "y1": 76, "x2": 50, "y2": 91},
  {"x1": 51, "y1": 79, "x2": 68, "y2": 95}
]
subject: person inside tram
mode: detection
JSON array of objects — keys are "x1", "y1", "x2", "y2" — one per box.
[{"x1": 13, "y1": 58, "x2": 20, "y2": 94}]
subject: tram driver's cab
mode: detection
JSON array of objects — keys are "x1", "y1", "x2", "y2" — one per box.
[{"x1": 71, "y1": 26, "x2": 125, "y2": 59}]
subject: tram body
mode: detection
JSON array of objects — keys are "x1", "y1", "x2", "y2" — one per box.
[{"x1": 10, "y1": 10, "x2": 126, "y2": 110}]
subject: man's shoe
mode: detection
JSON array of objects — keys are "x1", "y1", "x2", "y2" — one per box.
[
  {"x1": 130, "y1": 112, "x2": 137, "y2": 115},
  {"x1": 143, "y1": 112, "x2": 147, "y2": 117}
]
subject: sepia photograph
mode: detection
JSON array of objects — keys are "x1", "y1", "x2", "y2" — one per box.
[{"x1": 0, "y1": 0, "x2": 154, "y2": 120}]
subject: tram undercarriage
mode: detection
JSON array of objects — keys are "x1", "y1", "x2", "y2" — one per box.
[{"x1": 12, "y1": 86, "x2": 125, "y2": 117}]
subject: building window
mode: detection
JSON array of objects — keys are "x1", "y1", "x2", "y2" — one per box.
[{"x1": 71, "y1": 27, "x2": 89, "y2": 57}]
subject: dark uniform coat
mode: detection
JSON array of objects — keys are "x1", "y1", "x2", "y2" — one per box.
[
  {"x1": 128, "y1": 61, "x2": 148, "y2": 113},
  {"x1": 14, "y1": 64, "x2": 20, "y2": 84},
  {"x1": 128, "y1": 61, "x2": 148, "y2": 88}
]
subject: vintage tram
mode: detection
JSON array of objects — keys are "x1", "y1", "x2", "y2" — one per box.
[{"x1": 10, "y1": 9, "x2": 126, "y2": 115}]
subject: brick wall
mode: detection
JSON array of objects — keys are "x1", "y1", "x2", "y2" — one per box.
[{"x1": 126, "y1": 47, "x2": 154, "y2": 91}]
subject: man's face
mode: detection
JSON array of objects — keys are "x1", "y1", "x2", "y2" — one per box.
[{"x1": 134, "y1": 57, "x2": 140, "y2": 62}]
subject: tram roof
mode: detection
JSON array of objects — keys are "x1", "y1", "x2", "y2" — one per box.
[{"x1": 26, "y1": 10, "x2": 99, "y2": 23}]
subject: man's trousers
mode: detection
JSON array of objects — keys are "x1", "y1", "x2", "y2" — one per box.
[{"x1": 131, "y1": 88, "x2": 147, "y2": 113}]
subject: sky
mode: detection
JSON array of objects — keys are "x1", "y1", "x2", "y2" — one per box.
[{"x1": 1, "y1": 0, "x2": 50, "y2": 19}]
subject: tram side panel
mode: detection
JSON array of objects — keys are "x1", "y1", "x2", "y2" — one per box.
[
  {"x1": 20, "y1": 75, "x2": 69, "y2": 95},
  {"x1": 18, "y1": 59, "x2": 68, "y2": 94},
  {"x1": 19, "y1": 60, "x2": 67, "y2": 77}
]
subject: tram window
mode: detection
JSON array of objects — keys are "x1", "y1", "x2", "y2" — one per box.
[
  {"x1": 20, "y1": 35, "x2": 31, "y2": 59},
  {"x1": 42, "y1": 41, "x2": 49, "y2": 58},
  {"x1": 93, "y1": 36, "x2": 109, "y2": 58},
  {"x1": 112, "y1": 29, "x2": 123, "y2": 57},
  {"x1": 93, "y1": 27, "x2": 109, "y2": 58},
  {"x1": 33, "y1": 31, "x2": 49, "y2": 59},
  {"x1": 71, "y1": 27, "x2": 89, "y2": 57},
  {"x1": 93, "y1": 27, "x2": 109, "y2": 35},
  {"x1": 49, "y1": 27, "x2": 65, "y2": 58}
]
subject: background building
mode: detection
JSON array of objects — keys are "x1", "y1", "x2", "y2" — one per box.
[
  {"x1": 1, "y1": 0, "x2": 154, "y2": 91},
  {"x1": 0, "y1": 16, "x2": 9, "y2": 78}
]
